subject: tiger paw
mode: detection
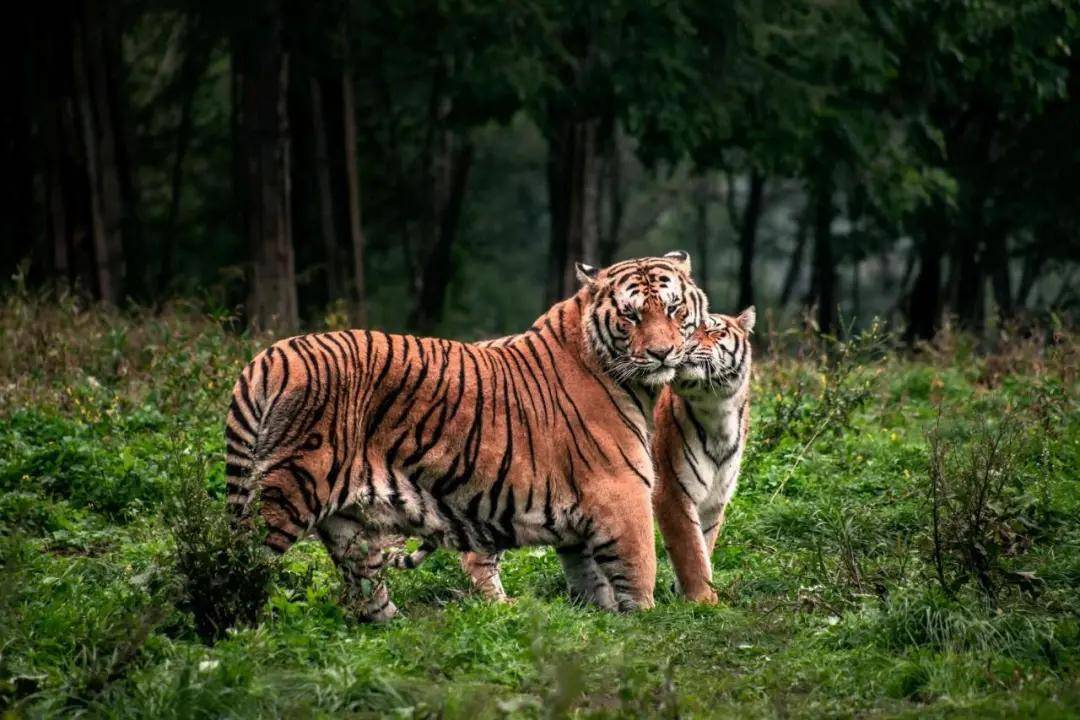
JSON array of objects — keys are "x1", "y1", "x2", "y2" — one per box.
[
  {"x1": 365, "y1": 599, "x2": 399, "y2": 623},
  {"x1": 686, "y1": 587, "x2": 719, "y2": 605},
  {"x1": 345, "y1": 597, "x2": 399, "y2": 623}
]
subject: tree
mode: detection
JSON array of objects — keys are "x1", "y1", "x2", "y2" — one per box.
[
  {"x1": 529, "y1": 0, "x2": 736, "y2": 303},
  {"x1": 233, "y1": 0, "x2": 297, "y2": 334},
  {"x1": 732, "y1": 169, "x2": 765, "y2": 309},
  {"x1": 349, "y1": 0, "x2": 530, "y2": 332},
  {"x1": 19, "y1": 0, "x2": 140, "y2": 303},
  {"x1": 860, "y1": 0, "x2": 1080, "y2": 336},
  {"x1": 342, "y1": 64, "x2": 369, "y2": 326}
]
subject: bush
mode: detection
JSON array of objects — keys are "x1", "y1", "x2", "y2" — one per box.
[
  {"x1": 749, "y1": 319, "x2": 891, "y2": 497},
  {"x1": 758, "y1": 319, "x2": 891, "y2": 449},
  {"x1": 924, "y1": 411, "x2": 1047, "y2": 604},
  {"x1": 166, "y1": 455, "x2": 276, "y2": 642}
]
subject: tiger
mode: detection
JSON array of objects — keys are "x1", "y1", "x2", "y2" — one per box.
[
  {"x1": 652, "y1": 307, "x2": 755, "y2": 604},
  {"x1": 389, "y1": 309, "x2": 755, "y2": 607},
  {"x1": 224, "y1": 253, "x2": 708, "y2": 621}
]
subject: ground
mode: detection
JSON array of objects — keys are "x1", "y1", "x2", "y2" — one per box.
[{"x1": 1, "y1": 295, "x2": 1078, "y2": 718}]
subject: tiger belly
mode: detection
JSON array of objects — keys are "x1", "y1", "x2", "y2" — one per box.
[{"x1": 353, "y1": 466, "x2": 572, "y2": 556}]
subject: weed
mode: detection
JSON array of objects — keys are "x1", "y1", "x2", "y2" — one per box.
[
  {"x1": 165, "y1": 452, "x2": 276, "y2": 642},
  {"x1": 750, "y1": 318, "x2": 891, "y2": 499},
  {"x1": 924, "y1": 409, "x2": 1048, "y2": 604}
]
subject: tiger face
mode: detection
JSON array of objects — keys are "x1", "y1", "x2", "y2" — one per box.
[
  {"x1": 579, "y1": 251, "x2": 708, "y2": 386},
  {"x1": 676, "y1": 307, "x2": 756, "y2": 391}
]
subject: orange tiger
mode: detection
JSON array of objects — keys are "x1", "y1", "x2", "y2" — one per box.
[
  {"x1": 404, "y1": 309, "x2": 755, "y2": 607},
  {"x1": 225, "y1": 253, "x2": 708, "y2": 620},
  {"x1": 653, "y1": 307, "x2": 755, "y2": 604}
]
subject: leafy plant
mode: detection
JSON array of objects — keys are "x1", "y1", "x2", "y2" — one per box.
[
  {"x1": 751, "y1": 319, "x2": 891, "y2": 498},
  {"x1": 924, "y1": 410, "x2": 1046, "y2": 603},
  {"x1": 166, "y1": 454, "x2": 276, "y2": 642}
]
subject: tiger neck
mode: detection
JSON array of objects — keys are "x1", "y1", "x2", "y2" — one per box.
[
  {"x1": 673, "y1": 376, "x2": 749, "y2": 434},
  {"x1": 525, "y1": 289, "x2": 660, "y2": 425}
]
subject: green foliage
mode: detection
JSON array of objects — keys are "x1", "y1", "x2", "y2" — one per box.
[
  {"x1": 924, "y1": 409, "x2": 1054, "y2": 603},
  {"x1": 1, "y1": 300, "x2": 1079, "y2": 717},
  {"x1": 165, "y1": 455, "x2": 276, "y2": 643},
  {"x1": 0, "y1": 411, "x2": 165, "y2": 520},
  {"x1": 749, "y1": 319, "x2": 892, "y2": 500}
]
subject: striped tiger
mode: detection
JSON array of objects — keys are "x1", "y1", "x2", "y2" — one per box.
[
  {"x1": 402, "y1": 309, "x2": 756, "y2": 606},
  {"x1": 653, "y1": 307, "x2": 755, "y2": 604},
  {"x1": 224, "y1": 253, "x2": 708, "y2": 620}
]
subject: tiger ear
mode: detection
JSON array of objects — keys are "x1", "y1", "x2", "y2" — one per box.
[
  {"x1": 663, "y1": 250, "x2": 691, "y2": 274},
  {"x1": 575, "y1": 262, "x2": 600, "y2": 289},
  {"x1": 736, "y1": 306, "x2": 756, "y2": 333}
]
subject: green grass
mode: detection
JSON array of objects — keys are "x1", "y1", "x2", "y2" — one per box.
[{"x1": 1, "y1": 294, "x2": 1078, "y2": 718}]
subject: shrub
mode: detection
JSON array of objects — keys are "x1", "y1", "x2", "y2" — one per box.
[
  {"x1": 756, "y1": 319, "x2": 890, "y2": 450},
  {"x1": 924, "y1": 410, "x2": 1046, "y2": 604},
  {"x1": 166, "y1": 455, "x2": 276, "y2": 642},
  {"x1": 0, "y1": 411, "x2": 167, "y2": 520}
]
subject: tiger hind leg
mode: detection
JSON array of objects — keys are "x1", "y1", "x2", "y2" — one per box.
[
  {"x1": 460, "y1": 552, "x2": 508, "y2": 602},
  {"x1": 317, "y1": 514, "x2": 398, "y2": 622},
  {"x1": 556, "y1": 546, "x2": 616, "y2": 610}
]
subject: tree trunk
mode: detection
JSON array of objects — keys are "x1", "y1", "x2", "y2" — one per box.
[
  {"x1": 159, "y1": 28, "x2": 208, "y2": 293},
  {"x1": 905, "y1": 234, "x2": 944, "y2": 343},
  {"x1": 780, "y1": 207, "x2": 809, "y2": 308},
  {"x1": 72, "y1": 0, "x2": 127, "y2": 304},
  {"x1": 546, "y1": 116, "x2": 600, "y2": 305},
  {"x1": 309, "y1": 75, "x2": 345, "y2": 303},
  {"x1": 234, "y1": 0, "x2": 297, "y2": 335},
  {"x1": 0, "y1": 14, "x2": 35, "y2": 281},
  {"x1": 737, "y1": 170, "x2": 766, "y2": 310},
  {"x1": 984, "y1": 229, "x2": 1013, "y2": 320},
  {"x1": 44, "y1": 101, "x2": 72, "y2": 282},
  {"x1": 810, "y1": 178, "x2": 837, "y2": 335},
  {"x1": 597, "y1": 116, "x2": 623, "y2": 265},
  {"x1": 39, "y1": 11, "x2": 79, "y2": 285},
  {"x1": 951, "y1": 226, "x2": 985, "y2": 331},
  {"x1": 341, "y1": 68, "x2": 368, "y2": 326},
  {"x1": 694, "y1": 177, "x2": 711, "y2": 300},
  {"x1": 410, "y1": 137, "x2": 474, "y2": 333},
  {"x1": 850, "y1": 259, "x2": 861, "y2": 322}
]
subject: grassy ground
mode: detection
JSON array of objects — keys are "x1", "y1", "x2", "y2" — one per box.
[{"x1": 1, "y1": 291, "x2": 1078, "y2": 718}]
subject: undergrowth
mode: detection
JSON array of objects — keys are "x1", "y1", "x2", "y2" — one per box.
[{"x1": 1, "y1": 291, "x2": 1078, "y2": 718}]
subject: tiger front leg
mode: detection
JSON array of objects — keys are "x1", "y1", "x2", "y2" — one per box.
[
  {"x1": 655, "y1": 487, "x2": 718, "y2": 605},
  {"x1": 317, "y1": 514, "x2": 398, "y2": 622},
  {"x1": 589, "y1": 494, "x2": 657, "y2": 612}
]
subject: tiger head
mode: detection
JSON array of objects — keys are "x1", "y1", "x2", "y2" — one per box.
[
  {"x1": 675, "y1": 307, "x2": 755, "y2": 393},
  {"x1": 577, "y1": 251, "x2": 708, "y2": 386}
]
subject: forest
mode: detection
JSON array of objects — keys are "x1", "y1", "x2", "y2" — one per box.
[
  {"x1": 2, "y1": 0, "x2": 1080, "y2": 718},
  {"x1": 4, "y1": 0, "x2": 1079, "y2": 337}
]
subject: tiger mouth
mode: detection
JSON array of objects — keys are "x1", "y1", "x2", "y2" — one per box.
[
  {"x1": 675, "y1": 361, "x2": 710, "y2": 381},
  {"x1": 641, "y1": 366, "x2": 676, "y2": 386}
]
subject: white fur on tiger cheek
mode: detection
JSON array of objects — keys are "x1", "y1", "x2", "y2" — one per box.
[
  {"x1": 642, "y1": 367, "x2": 676, "y2": 386},
  {"x1": 676, "y1": 363, "x2": 708, "y2": 382}
]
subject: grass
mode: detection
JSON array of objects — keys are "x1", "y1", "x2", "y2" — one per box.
[{"x1": 1, "y1": 289, "x2": 1078, "y2": 718}]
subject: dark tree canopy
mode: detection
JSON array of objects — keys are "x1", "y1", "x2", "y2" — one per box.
[{"x1": 4, "y1": 0, "x2": 1078, "y2": 338}]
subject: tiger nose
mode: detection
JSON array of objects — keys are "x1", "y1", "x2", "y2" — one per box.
[{"x1": 647, "y1": 346, "x2": 674, "y2": 362}]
